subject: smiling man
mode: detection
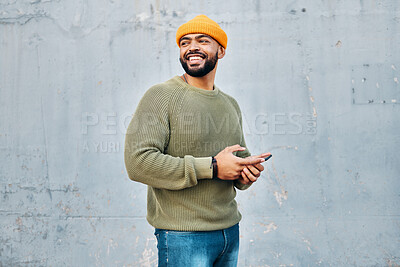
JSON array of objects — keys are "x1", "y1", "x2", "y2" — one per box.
[{"x1": 124, "y1": 15, "x2": 270, "y2": 266}]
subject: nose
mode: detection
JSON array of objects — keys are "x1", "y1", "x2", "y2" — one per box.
[{"x1": 187, "y1": 41, "x2": 200, "y2": 52}]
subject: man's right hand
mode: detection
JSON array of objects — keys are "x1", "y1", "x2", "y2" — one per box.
[{"x1": 214, "y1": 144, "x2": 265, "y2": 180}]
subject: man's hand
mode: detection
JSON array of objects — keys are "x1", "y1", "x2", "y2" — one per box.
[
  {"x1": 214, "y1": 145, "x2": 265, "y2": 180},
  {"x1": 237, "y1": 153, "x2": 271, "y2": 185}
]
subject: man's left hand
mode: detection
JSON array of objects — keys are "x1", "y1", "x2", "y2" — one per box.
[{"x1": 237, "y1": 153, "x2": 270, "y2": 185}]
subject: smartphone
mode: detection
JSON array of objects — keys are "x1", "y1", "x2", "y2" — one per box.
[{"x1": 264, "y1": 155, "x2": 272, "y2": 161}]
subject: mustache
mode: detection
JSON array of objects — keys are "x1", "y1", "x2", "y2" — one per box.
[{"x1": 184, "y1": 51, "x2": 206, "y2": 59}]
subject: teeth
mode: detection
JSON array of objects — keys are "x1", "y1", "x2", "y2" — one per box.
[{"x1": 189, "y1": 56, "x2": 202, "y2": 61}]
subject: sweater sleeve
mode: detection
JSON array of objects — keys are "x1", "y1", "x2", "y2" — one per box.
[
  {"x1": 228, "y1": 96, "x2": 252, "y2": 191},
  {"x1": 124, "y1": 85, "x2": 213, "y2": 190}
]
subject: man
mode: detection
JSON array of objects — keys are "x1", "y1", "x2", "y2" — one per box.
[{"x1": 124, "y1": 14, "x2": 270, "y2": 266}]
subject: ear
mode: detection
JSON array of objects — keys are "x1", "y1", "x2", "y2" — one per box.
[{"x1": 217, "y1": 45, "x2": 225, "y2": 59}]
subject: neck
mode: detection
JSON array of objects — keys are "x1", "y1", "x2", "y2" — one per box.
[{"x1": 183, "y1": 66, "x2": 217, "y2": 91}]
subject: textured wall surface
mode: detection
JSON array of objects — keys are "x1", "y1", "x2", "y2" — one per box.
[{"x1": 1, "y1": 0, "x2": 400, "y2": 266}]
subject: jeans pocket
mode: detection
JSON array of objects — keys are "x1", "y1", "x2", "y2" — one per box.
[{"x1": 154, "y1": 232, "x2": 168, "y2": 267}]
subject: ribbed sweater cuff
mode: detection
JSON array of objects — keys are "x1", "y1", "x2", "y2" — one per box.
[
  {"x1": 194, "y1": 157, "x2": 213, "y2": 180},
  {"x1": 234, "y1": 181, "x2": 251, "y2": 190}
]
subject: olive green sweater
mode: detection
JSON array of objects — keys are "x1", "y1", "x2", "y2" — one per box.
[{"x1": 124, "y1": 76, "x2": 251, "y2": 231}]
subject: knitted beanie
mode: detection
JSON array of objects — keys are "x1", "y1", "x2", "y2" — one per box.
[{"x1": 176, "y1": 15, "x2": 228, "y2": 48}]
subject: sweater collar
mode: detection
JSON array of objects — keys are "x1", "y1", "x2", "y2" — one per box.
[{"x1": 173, "y1": 76, "x2": 220, "y2": 96}]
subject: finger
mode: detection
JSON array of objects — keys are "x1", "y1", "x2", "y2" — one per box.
[
  {"x1": 240, "y1": 171, "x2": 251, "y2": 185},
  {"x1": 246, "y1": 165, "x2": 261, "y2": 177},
  {"x1": 243, "y1": 167, "x2": 258, "y2": 182},
  {"x1": 252, "y1": 163, "x2": 264, "y2": 172},
  {"x1": 239, "y1": 157, "x2": 265, "y2": 166},
  {"x1": 226, "y1": 144, "x2": 246, "y2": 153}
]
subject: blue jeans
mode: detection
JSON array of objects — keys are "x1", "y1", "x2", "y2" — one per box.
[{"x1": 154, "y1": 223, "x2": 239, "y2": 267}]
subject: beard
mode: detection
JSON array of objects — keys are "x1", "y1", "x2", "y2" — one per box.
[{"x1": 179, "y1": 51, "x2": 218, "y2": 77}]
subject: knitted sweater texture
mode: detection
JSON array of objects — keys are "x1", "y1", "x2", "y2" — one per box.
[{"x1": 124, "y1": 76, "x2": 251, "y2": 231}]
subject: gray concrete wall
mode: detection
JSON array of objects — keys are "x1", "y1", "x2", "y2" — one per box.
[{"x1": 1, "y1": 0, "x2": 399, "y2": 266}]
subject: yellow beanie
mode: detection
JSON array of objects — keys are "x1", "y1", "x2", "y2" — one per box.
[{"x1": 176, "y1": 15, "x2": 228, "y2": 48}]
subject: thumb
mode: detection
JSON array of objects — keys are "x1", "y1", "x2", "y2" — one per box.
[
  {"x1": 226, "y1": 144, "x2": 246, "y2": 153},
  {"x1": 252, "y1": 152, "x2": 271, "y2": 159},
  {"x1": 239, "y1": 157, "x2": 265, "y2": 166}
]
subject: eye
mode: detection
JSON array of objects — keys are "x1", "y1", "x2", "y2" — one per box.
[{"x1": 180, "y1": 41, "x2": 189, "y2": 46}]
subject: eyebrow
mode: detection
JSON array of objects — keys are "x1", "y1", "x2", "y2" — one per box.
[{"x1": 180, "y1": 34, "x2": 212, "y2": 42}]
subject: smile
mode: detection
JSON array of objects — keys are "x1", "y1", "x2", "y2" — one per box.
[
  {"x1": 186, "y1": 54, "x2": 205, "y2": 65},
  {"x1": 189, "y1": 56, "x2": 203, "y2": 62}
]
